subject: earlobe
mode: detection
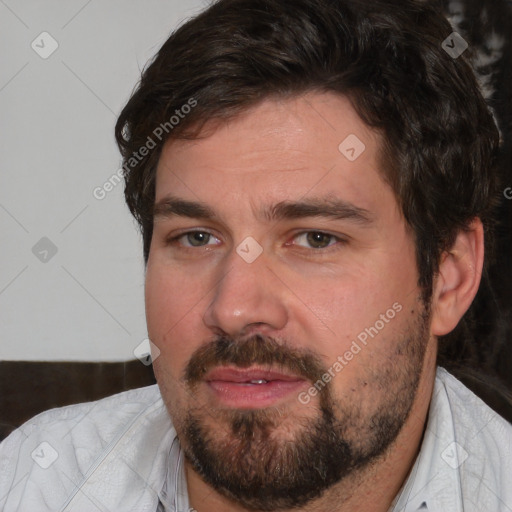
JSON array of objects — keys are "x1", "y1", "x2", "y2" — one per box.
[{"x1": 430, "y1": 219, "x2": 484, "y2": 336}]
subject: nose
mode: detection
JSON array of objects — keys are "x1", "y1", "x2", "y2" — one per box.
[{"x1": 203, "y1": 247, "x2": 288, "y2": 338}]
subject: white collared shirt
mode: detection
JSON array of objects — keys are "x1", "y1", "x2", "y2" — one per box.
[{"x1": 1, "y1": 367, "x2": 510, "y2": 511}]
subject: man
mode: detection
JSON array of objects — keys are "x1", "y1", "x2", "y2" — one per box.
[{"x1": 1, "y1": 0, "x2": 511, "y2": 510}]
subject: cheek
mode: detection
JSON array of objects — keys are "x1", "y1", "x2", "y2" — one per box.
[
  {"x1": 303, "y1": 271, "x2": 397, "y2": 331},
  {"x1": 145, "y1": 264, "x2": 205, "y2": 373},
  {"x1": 300, "y1": 265, "x2": 415, "y2": 372},
  {"x1": 145, "y1": 257, "x2": 201, "y2": 328},
  {"x1": 145, "y1": 268, "x2": 174, "y2": 337}
]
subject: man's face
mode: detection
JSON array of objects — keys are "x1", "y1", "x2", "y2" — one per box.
[{"x1": 146, "y1": 93, "x2": 433, "y2": 510}]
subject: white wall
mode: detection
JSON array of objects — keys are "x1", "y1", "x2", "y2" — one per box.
[{"x1": 0, "y1": 0, "x2": 205, "y2": 361}]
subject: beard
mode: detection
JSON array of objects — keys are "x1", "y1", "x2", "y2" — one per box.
[{"x1": 165, "y1": 305, "x2": 430, "y2": 511}]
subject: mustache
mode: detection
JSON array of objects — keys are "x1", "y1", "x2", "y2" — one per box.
[{"x1": 184, "y1": 334, "x2": 327, "y2": 386}]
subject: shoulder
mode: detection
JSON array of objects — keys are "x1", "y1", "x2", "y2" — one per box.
[
  {"x1": 1, "y1": 384, "x2": 164, "y2": 460},
  {"x1": 0, "y1": 385, "x2": 174, "y2": 511},
  {"x1": 436, "y1": 367, "x2": 512, "y2": 442},
  {"x1": 12, "y1": 383, "x2": 160, "y2": 425},
  {"x1": 7, "y1": 384, "x2": 163, "y2": 437},
  {"x1": 435, "y1": 368, "x2": 512, "y2": 508}
]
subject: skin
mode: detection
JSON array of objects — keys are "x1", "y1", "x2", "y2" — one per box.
[{"x1": 146, "y1": 92, "x2": 484, "y2": 512}]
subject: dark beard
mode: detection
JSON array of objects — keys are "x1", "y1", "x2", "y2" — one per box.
[
  {"x1": 184, "y1": 401, "x2": 355, "y2": 510},
  {"x1": 176, "y1": 310, "x2": 429, "y2": 511}
]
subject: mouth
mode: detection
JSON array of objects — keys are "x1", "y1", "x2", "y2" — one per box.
[{"x1": 203, "y1": 366, "x2": 308, "y2": 409}]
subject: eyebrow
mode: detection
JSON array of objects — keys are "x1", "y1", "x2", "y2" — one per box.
[
  {"x1": 264, "y1": 198, "x2": 374, "y2": 225},
  {"x1": 153, "y1": 196, "x2": 374, "y2": 225},
  {"x1": 154, "y1": 197, "x2": 215, "y2": 220}
]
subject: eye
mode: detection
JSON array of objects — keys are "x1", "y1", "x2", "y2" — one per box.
[
  {"x1": 293, "y1": 231, "x2": 339, "y2": 249},
  {"x1": 174, "y1": 231, "x2": 220, "y2": 247}
]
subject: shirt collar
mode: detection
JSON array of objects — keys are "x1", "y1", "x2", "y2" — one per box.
[
  {"x1": 391, "y1": 368, "x2": 464, "y2": 512},
  {"x1": 157, "y1": 434, "x2": 190, "y2": 511}
]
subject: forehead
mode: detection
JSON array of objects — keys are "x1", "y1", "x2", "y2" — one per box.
[{"x1": 154, "y1": 92, "x2": 391, "y2": 215}]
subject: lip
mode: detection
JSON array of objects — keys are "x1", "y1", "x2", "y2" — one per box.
[{"x1": 204, "y1": 366, "x2": 308, "y2": 409}]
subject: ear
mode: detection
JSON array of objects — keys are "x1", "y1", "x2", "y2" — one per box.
[{"x1": 430, "y1": 219, "x2": 484, "y2": 336}]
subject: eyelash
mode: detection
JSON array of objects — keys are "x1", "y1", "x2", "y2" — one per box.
[{"x1": 166, "y1": 230, "x2": 348, "y2": 251}]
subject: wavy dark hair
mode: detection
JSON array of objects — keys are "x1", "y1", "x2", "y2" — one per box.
[{"x1": 115, "y1": 0, "x2": 504, "y2": 390}]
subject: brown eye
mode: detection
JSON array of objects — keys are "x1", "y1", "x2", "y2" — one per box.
[{"x1": 302, "y1": 232, "x2": 336, "y2": 249}]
